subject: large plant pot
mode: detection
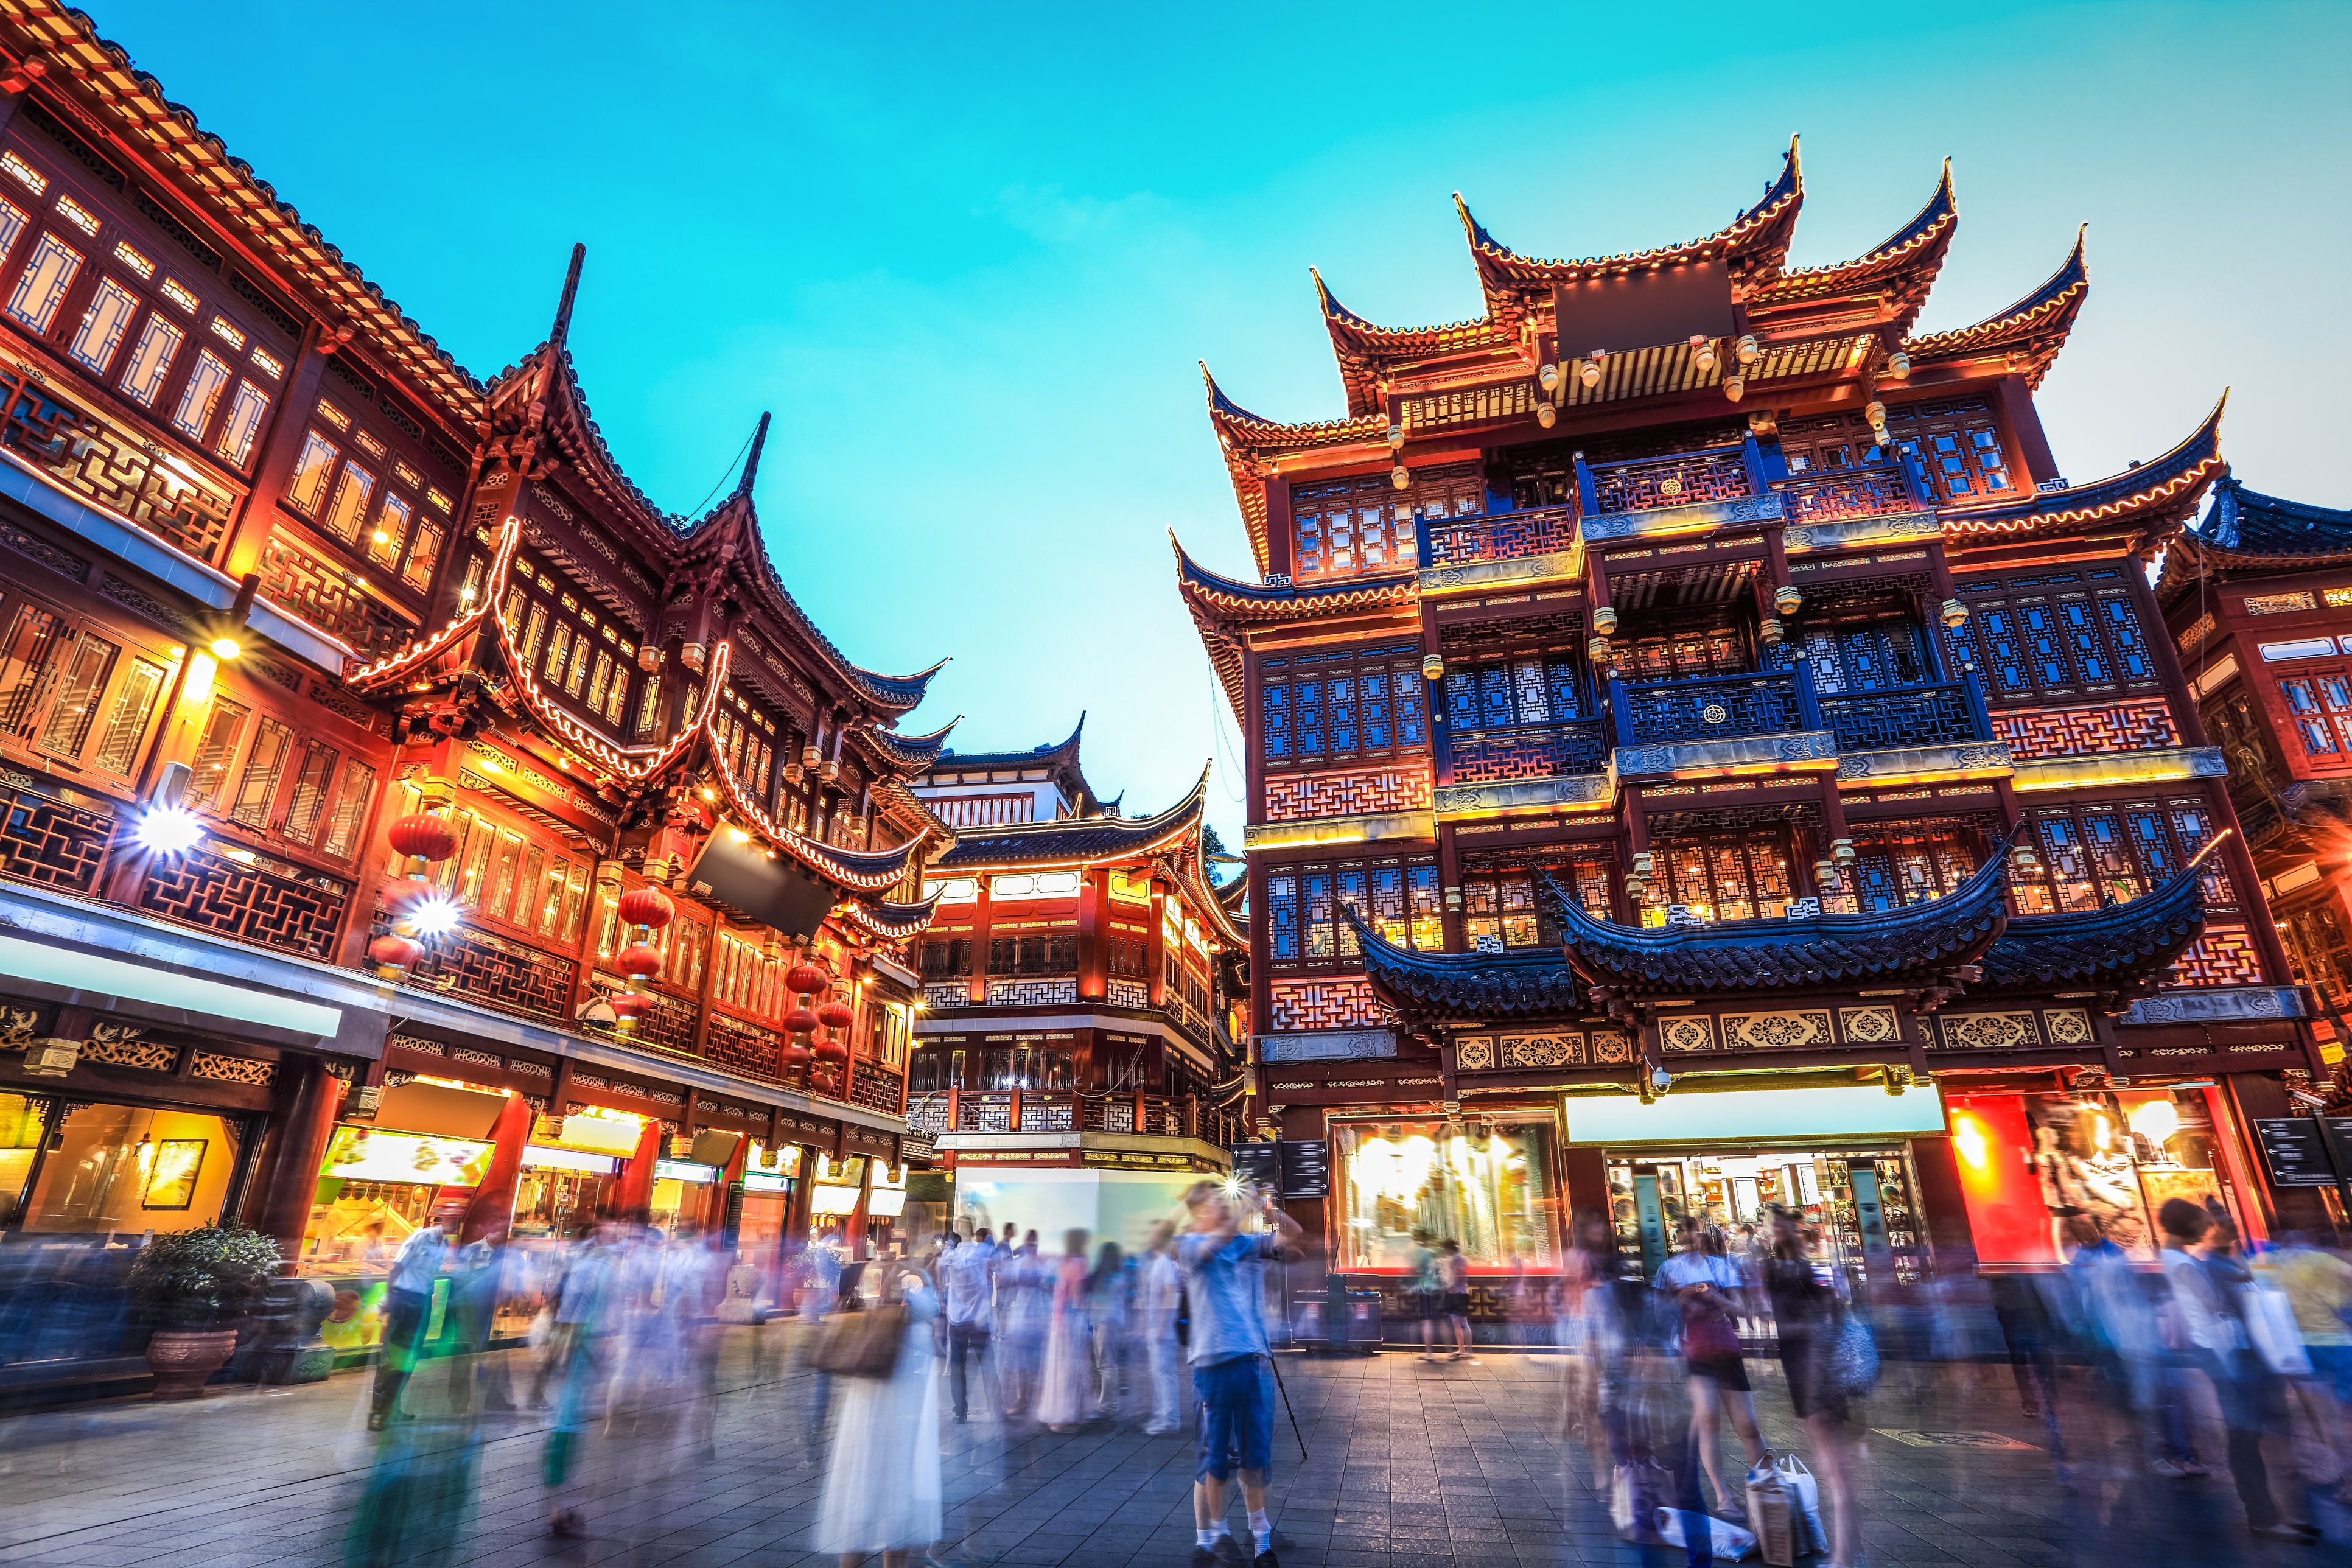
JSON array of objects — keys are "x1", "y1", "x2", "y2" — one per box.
[{"x1": 145, "y1": 1328, "x2": 239, "y2": 1399}]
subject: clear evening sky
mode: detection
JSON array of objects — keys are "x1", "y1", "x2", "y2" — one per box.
[{"x1": 94, "y1": 2, "x2": 2351, "y2": 853}]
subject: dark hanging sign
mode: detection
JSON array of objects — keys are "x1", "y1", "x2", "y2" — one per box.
[
  {"x1": 1230, "y1": 1143, "x2": 1280, "y2": 1192},
  {"x1": 2253, "y1": 1118, "x2": 2352, "y2": 1187},
  {"x1": 688, "y1": 833, "x2": 835, "y2": 942},
  {"x1": 1279, "y1": 1139, "x2": 1331, "y2": 1199},
  {"x1": 1552, "y1": 259, "x2": 1734, "y2": 360}
]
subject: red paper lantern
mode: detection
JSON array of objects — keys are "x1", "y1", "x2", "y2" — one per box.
[
  {"x1": 616, "y1": 943, "x2": 664, "y2": 979},
  {"x1": 785, "y1": 963, "x2": 828, "y2": 996},
  {"x1": 387, "y1": 812, "x2": 457, "y2": 865},
  {"x1": 607, "y1": 990, "x2": 651, "y2": 1034},
  {"x1": 368, "y1": 933, "x2": 422, "y2": 973},
  {"x1": 782, "y1": 1035, "x2": 813, "y2": 1066},
  {"x1": 618, "y1": 886, "x2": 674, "y2": 931},
  {"x1": 812, "y1": 1035, "x2": 849, "y2": 1065},
  {"x1": 816, "y1": 998, "x2": 854, "y2": 1033},
  {"x1": 782, "y1": 1005, "x2": 821, "y2": 1036}
]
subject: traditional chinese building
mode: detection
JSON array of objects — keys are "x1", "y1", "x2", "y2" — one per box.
[
  {"x1": 1178, "y1": 142, "x2": 2320, "y2": 1315},
  {"x1": 0, "y1": 2, "x2": 949, "y2": 1385},
  {"x1": 2159, "y1": 478, "x2": 2352, "y2": 1095},
  {"x1": 902, "y1": 727, "x2": 1246, "y2": 1246}
]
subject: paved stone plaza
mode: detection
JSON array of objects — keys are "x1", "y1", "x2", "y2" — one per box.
[{"x1": 0, "y1": 1328, "x2": 2336, "y2": 1567}]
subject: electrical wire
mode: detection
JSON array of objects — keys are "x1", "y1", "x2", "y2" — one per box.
[{"x1": 684, "y1": 425, "x2": 759, "y2": 520}]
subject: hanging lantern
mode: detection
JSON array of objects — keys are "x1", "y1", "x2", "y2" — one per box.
[
  {"x1": 1577, "y1": 355, "x2": 1603, "y2": 390},
  {"x1": 1390, "y1": 465, "x2": 1410, "y2": 491},
  {"x1": 1774, "y1": 584, "x2": 1803, "y2": 618},
  {"x1": 1535, "y1": 402, "x2": 1556, "y2": 429},
  {"x1": 1631, "y1": 851, "x2": 1654, "y2": 879},
  {"x1": 607, "y1": 990, "x2": 651, "y2": 1034},
  {"x1": 1386, "y1": 425, "x2": 1407, "y2": 450},
  {"x1": 1940, "y1": 598, "x2": 1969, "y2": 629},
  {"x1": 1723, "y1": 375, "x2": 1745, "y2": 403},
  {"x1": 786, "y1": 962, "x2": 828, "y2": 996},
  {"x1": 2011, "y1": 841, "x2": 2042, "y2": 875},
  {"x1": 1865, "y1": 399, "x2": 1890, "y2": 444},
  {"x1": 618, "y1": 885, "x2": 674, "y2": 932},
  {"x1": 616, "y1": 943, "x2": 663, "y2": 980},
  {"x1": 1587, "y1": 634, "x2": 1613, "y2": 667},
  {"x1": 1735, "y1": 334, "x2": 1760, "y2": 366},
  {"x1": 1536, "y1": 362, "x2": 1561, "y2": 394},
  {"x1": 1690, "y1": 335, "x2": 1718, "y2": 376},
  {"x1": 783, "y1": 1003, "x2": 821, "y2": 1041},
  {"x1": 1813, "y1": 859, "x2": 1840, "y2": 889},
  {"x1": 782, "y1": 1034, "x2": 814, "y2": 1066},
  {"x1": 1592, "y1": 607, "x2": 1619, "y2": 636},
  {"x1": 368, "y1": 933, "x2": 422, "y2": 978},
  {"x1": 387, "y1": 812, "x2": 457, "y2": 870},
  {"x1": 1420, "y1": 653, "x2": 1444, "y2": 682},
  {"x1": 1759, "y1": 617, "x2": 1784, "y2": 647},
  {"x1": 817, "y1": 998, "x2": 854, "y2": 1034},
  {"x1": 1885, "y1": 351, "x2": 1911, "y2": 381},
  {"x1": 812, "y1": 1033, "x2": 849, "y2": 1065},
  {"x1": 1832, "y1": 837, "x2": 1857, "y2": 866}
]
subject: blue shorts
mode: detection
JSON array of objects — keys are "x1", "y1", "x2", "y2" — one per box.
[
  {"x1": 1192, "y1": 1355, "x2": 1273, "y2": 1483},
  {"x1": 2311, "y1": 1344, "x2": 2352, "y2": 1404}
]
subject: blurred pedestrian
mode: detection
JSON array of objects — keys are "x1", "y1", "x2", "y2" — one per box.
[
  {"x1": 940, "y1": 1220, "x2": 997, "y2": 1423},
  {"x1": 998, "y1": 1228, "x2": 1047, "y2": 1418},
  {"x1": 1141, "y1": 1220, "x2": 1183, "y2": 1435},
  {"x1": 810, "y1": 1259, "x2": 944, "y2": 1568},
  {"x1": 368, "y1": 1203, "x2": 458, "y2": 1430},
  {"x1": 1178, "y1": 1179, "x2": 1300, "y2": 1568},
  {"x1": 1438, "y1": 1238, "x2": 1476, "y2": 1361},
  {"x1": 1657, "y1": 1216, "x2": 1767, "y2": 1518},
  {"x1": 541, "y1": 1219, "x2": 623, "y2": 1538},
  {"x1": 1766, "y1": 1206, "x2": 1859, "y2": 1568},
  {"x1": 2161, "y1": 1199, "x2": 2309, "y2": 1541},
  {"x1": 1090, "y1": 1239, "x2": 1133, "y2": 1420},
  {"x1": 2254, "y1": 1228, "x2": 2352, "y2": 1491},
  {"x1": 1038, "y1": 1228, "x2": 1095, "y2": 1430},
  {"x1": 1408, "y1": 1230, "x2": 1444, "y2": 1362}
]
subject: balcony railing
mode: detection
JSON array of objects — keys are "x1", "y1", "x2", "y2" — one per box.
[
  {"x1": 1614, "y1": 670, "x2": 1812, "y2": 745},
  {"x1": 1817, "y1": 677, "x2": 1992, "y2": 752},
  {"x1": 910, "y1": 1090, "x2": 1240, "y2": 1147},
  {"x1": 1418, "y1": 505, "x2": 1577, "y2": 570},
  {"x1": 401, "y1": 922, "x2": 581, "y2": 1021},
  {"x1": 1584, "y1": 444, "x2": 1756, "y2": 516},
  {"x1": 1775, "y1": 461, "x2": 1931, "y2": 523},
  {"x1": 0, "y1": 366, "x2": 236, "y2": 565},
  {"x1": 0, "y1": 765, "x2": 114, "y2": 895},
  {"x1": 1438, "y1": 718, "x2": 1609, "y2": 785}
]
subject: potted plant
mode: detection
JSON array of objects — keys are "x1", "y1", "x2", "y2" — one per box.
[{"x1": 126, "y1": 1224, "x2": 282, "y2": 1399}]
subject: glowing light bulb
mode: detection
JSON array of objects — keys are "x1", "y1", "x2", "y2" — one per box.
[
  {"x1": 135, "y1": 805, "x2": 203, "y2": 855},
  {"x1": 208, "y1": 636, "x2": 240, "y2": 660}
]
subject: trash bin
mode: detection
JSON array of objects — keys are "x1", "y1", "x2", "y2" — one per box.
[{"x1": 1324, "y1": 1273, "x2": 1382, "y2": 1354}]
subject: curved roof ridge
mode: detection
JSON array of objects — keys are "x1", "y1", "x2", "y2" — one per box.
[
  {"x1": 1978, "y1": 866, "x2": 2206, "y2": 991},
  {"x1": 1201, "y1": 361, "x2": 1388, "y2": 452},
  {"x1": 927, "y1": 768, "x2": 1209, "y2": 872},
  {"x1": 1349, "y1": 906, "x2": 1581, "y2": 1020},
  {"x1": 1903, "y1": 225, "x2": 2087, "y2": 386},
  {"x1": 1754, "y1": 161, "x2": 1956, "y2": 327},
  {"x1": 859, "y1": 715, "x2": 962, "y2": 773},
  {"x1": 1774, "y1": 158, "x2": 1955, "y2": 281},
  {"x1": 1463, "y1": 137, "x2": 1804, "y2": 315},
  {"x1": 1943, "y1": 391, "x2": 2225, "y2": 542},
  {"x1": 1171, "y1": 530, "x2": 1416, "y2": 614}
]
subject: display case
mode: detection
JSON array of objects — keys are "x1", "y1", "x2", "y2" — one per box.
[{"x1": 1335, "y1": 1115, "x2": 1558, "y2": 1273}]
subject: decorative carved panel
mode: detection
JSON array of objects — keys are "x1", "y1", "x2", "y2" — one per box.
[
  {"x1": 1269, "y1": 977, "x2": 1390, "y2": 1031},
  {"x1": 1719, "y1": 1010, "x2": 1834, "y2": 1051},
  {"x1": 705, "y1": 1012, "x2": 783, "y2": 1079},
  {"x1": 0, "y1": 767, "x2": 113, "y2": 893},
  {"x1": 2169, "y1": 926, "x2": 2266, "y2": 989},
  {"x1": 191, "y1": 1051, "x2": 276, "y2": 1085},
  {"x1": 1937, "y1": 1012, "x2": 2043, "y2": 1051},
  {"x1": 2043, "y1": 1007, "x2": 2095, "y2": 1045},
  {"x1": 1992, "y1": 699, "x2": 2179, "y2": 761},
  {"x1": 1262, "y1": 766, "x2": 1433, "y2": 823},
  {"x1": 403, "y1": 922, "x2": 578, "y2": 1020},
  {"x1": 985, "y1": 977, "x2": 1079, "y2": 1006},
  {"x1": 1107, "y1": 978, "x2": 1151, "y2": 1009},
  {"x1": 1657, "y1": 1014, "x2": 1718, "y2": 1053},
  {"x1": 140, "y1": 846, "x2": 351, "y2": 959},
  {"x1": 81, "y1": 1035, "x2": 177, "y2": 1071},
  {"x1": 257, "y1": 531, "x2": 416, "y2": 659},
  {"x1": 1837, "y1": 1006, "x2": 1901, "y2": 1046}
]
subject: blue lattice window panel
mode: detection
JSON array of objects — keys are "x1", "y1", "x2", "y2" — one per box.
[
  {"x1": 1445, "y1": 721, "x2": 1608, "y2": 784},
  {"x1": 1947, "y1": 578, "x2": 2160, "y2": 702},
  {"x1": 1259, "y1": 645, "x2": 1427, "y2": 769}
]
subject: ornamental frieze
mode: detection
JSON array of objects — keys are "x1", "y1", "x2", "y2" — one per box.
[{"x1": 1580, "y1": 491, "x2": 1785, "y2": 541}]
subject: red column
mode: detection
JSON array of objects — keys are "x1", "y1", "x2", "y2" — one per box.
[
  {"x1": 702, "y1": 1130, "x2": 748, "y2": 1233},
  {"x1": 243, "y1": 1054, "x2": 346, "y2": 1265},
  {"x1": 458, "y1": 1093, "x2": 533, "y2": 1244},
  {"x1": 610, "y1": 1116, "x2": 663, "y2": 1219}
]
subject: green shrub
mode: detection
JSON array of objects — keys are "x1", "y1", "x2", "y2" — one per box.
[{"x1": 125, "y1": 1225, "x2": 281, "y2": 1331}]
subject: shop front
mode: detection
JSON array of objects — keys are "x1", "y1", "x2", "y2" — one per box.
[{"x1": 1562, "y1": 1083, "x2": 1952, "y2": 1287}]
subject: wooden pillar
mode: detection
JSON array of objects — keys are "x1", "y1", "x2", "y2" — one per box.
[
  {"x1": 1146, "y1": 879, "x2": 1169, "y2": 1006},
  {"x1": 968, "y1": 880, "x2": 993, "y2": 1005},
  {"x1": 242, "y1": 1054, "x2": 345, "y2": 1266},
  {"x1": 220, "y1": 315, "x2": 329, "y2": 576},
  {"x1": 1437, "y1": 821, "x2": 1465, "y2": 951},
  {"x1": 1077, "y1": 867, "x2": 1107, "y2": 999},
  {"x1": 2129, "y1": 558, "x2": 2213, "y2": 748}
]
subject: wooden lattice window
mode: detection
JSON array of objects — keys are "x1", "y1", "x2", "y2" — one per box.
[
  {"x1": 395, "y1": 779, "x2": 590, "y2": 941},
  {"x1": 0, "y1": 593, "x2": 172, "y2": 788},
  {"x1": 1443, "y1": 652, "x2": 1586, "y2": 729},
  {"x1": 1264, "y1": 853, "x2": 1439, "y2": 970},
  {"x1": 1776, "y1": 411, "x2": 1888, "y2": 476},
  {"x1": 1640, "y1": 830, "x2": 1794, "y2": 925},
  {"x1": 1292, "y1": 464, "x2": 1480, "y2": 581},
  {"x1": 1259, "y1": 642, "x2": 1427, "y2": 770},
  {"x1": 2280, "y1": 901, "x2": 2352, "y2": 1015},
  {"x1": 501, "y1": 553, "x2": 637, "y2": 732},
  {"x1": 1885, "y1": 396, "x2": 2015, "y2": 502},
  {"x1": 1628, "y1": 623, "x2": 1752, "y2": 682},
  {"x1": 1461, "y1": 845, "x2": 1614, "y2": 948},
  {"x1": 2009, "y1": 795, "x2": 2233, "y2": 915},
  {"x1": 1834, "y1": 819, "x2": 1984, "y2": 914},
  {"x1": 711, "y1": 685, "x2": 778, "y2": 800},
  {"x1": 2277, "y1": 667, "x2": 2352, "y2": 760},
  {"x1": 1946, "y1": 570, "x2": 2159, "y2": 703}
]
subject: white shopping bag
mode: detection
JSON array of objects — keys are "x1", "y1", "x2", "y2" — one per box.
[
  {"x1": 1776, "y1": 1454, "x2": 1826, "y2": 1555},
  {"x1": 2244, "y1": 1283, "x2": 2312, "y2": 1377},
  {"x1": 1656, "y1": 1507, "x2": 1760, "y2": 1560}
]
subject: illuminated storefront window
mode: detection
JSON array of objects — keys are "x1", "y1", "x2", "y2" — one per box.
[{"x1": 1333, "y1": 1116, "x2": 1556, "y2": 1273}]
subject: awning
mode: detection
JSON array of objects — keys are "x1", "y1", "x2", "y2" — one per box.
[
  {"x1": 1562, "y1": 1083, "x2": 1947, "y2": 1146},
  {"x1": 0, "y1": 931, "x2": 341, "y2": 1045}
]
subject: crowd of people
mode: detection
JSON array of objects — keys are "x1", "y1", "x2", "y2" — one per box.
[{"x1": 323, "y1": 1185, "x2": 2352, "y2": 1567}]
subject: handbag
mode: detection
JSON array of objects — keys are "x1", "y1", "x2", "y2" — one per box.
[
  {"x1": 1682, "y1": 1293, "x2": 1742, "y2": 1360},
  {"x1": 1610, "y1": 1460, "x2": 1671, "y2": 1542},
  {"x1": 810, "y1": 1299, "x2": 906, "y2": 1377},
  {"x1": 1825, "y1": 1306, "x2": 1880, "y2": 1397}
]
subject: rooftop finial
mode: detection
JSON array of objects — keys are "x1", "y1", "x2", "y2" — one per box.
[
  {"x1": 739, "y1": 411, "x2": 772, "y2": 497},
  {"x1": 551, "y1": 243, "x2": 586, "y2": 349}
]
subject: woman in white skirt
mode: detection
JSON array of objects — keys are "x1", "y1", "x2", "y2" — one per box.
[
  {"x1": 1034, "y1": 1228, "x2": 1096, "y2": 1430},
  {"x1": 810, "y1": 1262, "x2": 943, "y2": 1567}
]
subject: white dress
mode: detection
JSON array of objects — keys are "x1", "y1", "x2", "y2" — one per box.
[{"x1": 810, "y1": 1280, "x2": 943, "y2": 1554}]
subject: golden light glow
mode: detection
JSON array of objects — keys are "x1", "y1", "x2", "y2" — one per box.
[
  {"x1": 727, "y1": 827, "x2": 751, "y2": 844},
  {"x1": 182, "y1": 651, "x2": 218, "y2": 705},
  {"x1": 207, "y1": 636, "x2": 240, "y2": 661},
  {"x1": 1951, "y1": 1110, "x2": 1992, "y2": 1171}
]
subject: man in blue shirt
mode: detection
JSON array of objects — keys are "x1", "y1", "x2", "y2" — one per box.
[{"x1": 1177, "y1": 1178, "x2": 1300, "y2": 1568}]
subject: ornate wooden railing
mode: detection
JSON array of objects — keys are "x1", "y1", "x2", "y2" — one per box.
[
  {"x1": 0, "y1": 764, "x2": 114, "y2": 894},
  {"x1": 1817, "y1": 677, "x2": 1992, "y2": 752},
  {"x1": 910, "y1": 1090, "x2": 1231, "y2": 1143},
  {"x1": 0, "y1": 366, "x2": 234, "y2": 564},
  {"x1": 1585, "y1": 445, "x2": 1754, "y2": 516},
  {"x1": 1776, "y1": 461, "x2": 1930, "y2": 522},
  {"x1": 1438, "y1": 718, "x2": 1609, "y2": 785},
  {"x1": 1615, "y1": 669, "x2": 1812, "y2": 744},
  {"x1": 1419, "y1": 505, "x2": 1576, "y2": 569},
  {"x1": 142, "y1": 844, "x2": 351, "y2": 959},
  {"x1": 399, "y1": 920, "x2": 580, "y2": 1021}
]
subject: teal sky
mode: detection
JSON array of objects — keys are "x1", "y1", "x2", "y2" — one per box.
[{"x1": 91, "y1": 2, "x2": 2351, "y2": 849}]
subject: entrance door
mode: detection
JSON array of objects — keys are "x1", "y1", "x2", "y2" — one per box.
[
  {"x1": 1631, "y1": 1174, "x2": 1667, "y2": 1278},
  {"x1": 1849, "y1": 1166, "x2": 1896, "y2": 1292}
]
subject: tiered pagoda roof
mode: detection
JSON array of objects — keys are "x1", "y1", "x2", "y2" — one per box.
[
  {"x1": 925, "y1": 713, "x2": 1105, "y2": 815},
  {"x1": 1171, "y1": 536, "x2": 1419, "y2": 721},
  {"x1": 1351, "y1": 911, "x2": 1584, "y2": 1021},
  {"x1": 1975, "y1": 869, "x2": 2207, "y2": 993},
  {"x1": 2157, "y1": 476, "x2": 2352, "y2": 598},
  {"x1": 1942, "y1": 394, "x2": 2227, "y2": 548},
  {"x1": 1903, "y1": 227, "x2": 2088, "y2": 388}
]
